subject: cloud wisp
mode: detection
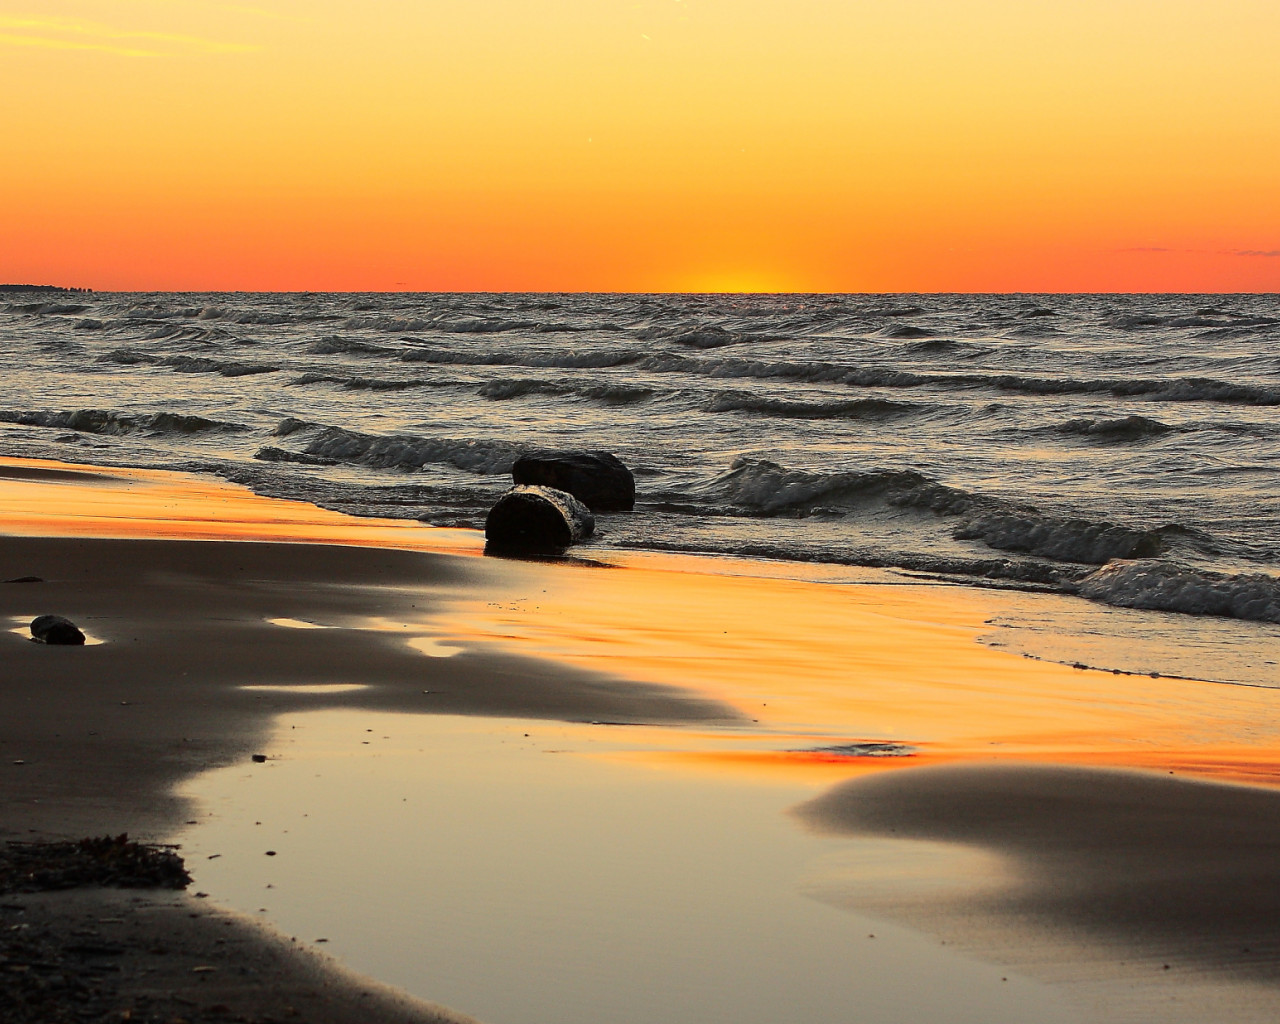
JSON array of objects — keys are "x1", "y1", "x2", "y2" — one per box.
[{"x1": 0, "y1": 14, "x2": 260, "y2": 57}]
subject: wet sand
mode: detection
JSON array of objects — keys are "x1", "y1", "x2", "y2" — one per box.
[
  {"x1": 797, "y1": 762, "x2": 1280, "y2": 973},
  {"x1": 0, "y1": 459, "x2": 733, "y2": 1022},
  {"x1": 5, "y1": 455, "x2": 1280, "y2": 1021}
]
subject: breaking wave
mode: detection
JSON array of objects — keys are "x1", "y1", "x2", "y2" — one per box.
[
  {"x1": 1078, "y1": 560, "x2": 1280, "y2": 623},
  {"x1": 706, "y1": 457, "x2": 976, "y2": 516},
  {"x1": 0, "y1": 408, "x2": 248, "y2": 435},
  {"x1": 274, "y1": 424, "x2": 522, "y2": 475},
  {"x1": 953, "y1": 513, "x2": 1165, "y2": 564},
  {"x1": 1054, "y1": 415, "x2": 1176, "y2": 440}
]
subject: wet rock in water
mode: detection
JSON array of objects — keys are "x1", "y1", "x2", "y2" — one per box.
[
  {"x1": 485, "y1": 485, "x2": 595, "y2": 555},
  {"x1": 512, "y1": 450, "x2": 636, "y2": 511},
  {"x1": 30, "y1": 614, "x2": 86, "y2": 645},
  {"x1": 4, "y1": 575, "x2": 44, "y2": 583}
]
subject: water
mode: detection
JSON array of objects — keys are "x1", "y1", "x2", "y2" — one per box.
[
  {"x1": 176, "y1": 711, "x2": 1089, "y2": 1024},
  {"x1": 4, "y1": 291, "x2": 1280, "y2": 622}
]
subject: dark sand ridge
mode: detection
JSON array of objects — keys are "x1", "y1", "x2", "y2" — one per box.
[
  {"x1": 0, "y1": 462, "x2": 737, "y2": 1023},
  {"x1": 795, "y1": 763, "x2": 1280, "y2": 983}
]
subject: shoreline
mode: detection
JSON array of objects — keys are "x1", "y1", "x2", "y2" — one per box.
[
  {"x1": 6, "y1": 455, "x2": 1280, "y2": 1021},
  {"x1": 0, "y1": 458, "x2": 735, "y2": 1022}
]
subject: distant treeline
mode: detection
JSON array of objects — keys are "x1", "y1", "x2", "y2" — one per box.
[{"x1": 0, "y1": 284, "x2": 93, "y2": 293}]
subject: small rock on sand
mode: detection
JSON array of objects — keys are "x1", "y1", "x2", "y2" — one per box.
[{"x1": 30, "y1": 614, "x2": 86, "y2": 645}]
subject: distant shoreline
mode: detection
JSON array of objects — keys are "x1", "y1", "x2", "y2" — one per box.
[{"x1": 0, "y1": 284, "x2": 92, "y2": 293}]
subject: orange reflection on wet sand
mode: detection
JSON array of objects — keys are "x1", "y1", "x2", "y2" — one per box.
[
  {"x1": 0, "y1": 456, "x2": 482, "y2": 552},
  {"x1": 441, "y1": 553, "x2": 1280, "y2": 785}
]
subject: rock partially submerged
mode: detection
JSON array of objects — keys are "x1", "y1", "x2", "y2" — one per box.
[
  {"x1": 30, "y1": 614, "x2": 86, "y2": 645},
  {"x1": 485, "y1": 485, "x2": 595, "y2": 555},
  {"x1": 512, "y1": 450, "x2": 635, "y2": 511}
]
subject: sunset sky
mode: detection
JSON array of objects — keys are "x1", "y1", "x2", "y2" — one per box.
[{"x1": 2, "y1": 0, "x2": 1277, "y2": 292}]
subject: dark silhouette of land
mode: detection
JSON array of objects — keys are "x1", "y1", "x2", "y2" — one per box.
[{"x1": 0, "y1": 284, "x2": 91, "y2": 293}]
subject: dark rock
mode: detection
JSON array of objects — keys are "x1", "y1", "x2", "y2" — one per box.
[
  {"x1": 485, "y1": 486, "x2": 595, "y2": 555},
  {"x1": 30, "y1": 615, "x2": 86, "y2": 645},
  {"x1": 512, "y1": 451, "x2": 635, "y2": 511},
  {"x1": 251, "y1": 754, "x2": 268, "y2": 763},
  {"x1": 4, "y1": 576, "x2": 43, "y2": 583}
]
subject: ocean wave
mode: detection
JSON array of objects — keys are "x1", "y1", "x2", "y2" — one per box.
[
  {"x1": 307, "y1": 336, "x2": 395, "y2": 355},
  {"x1": 708, "y1": 457, "x2": 976, "y2": 516},
  {"x1": 477, "y1": 379, "x2": 655, "y2": 404},
  {"x1": 162, "y1": 355, "x2": 280, "y2": 377},
  {"x1": 140, "y1": 324, "x2": 240, "y2": 343},
  {"x1": 865, "y1": 305, "x2": 925, "y2": 317},
  {"x1": 230, "y1": 311, "x2": 296, "y2": 325},
  {"x1": 953, "y1": 513, "x2": 1165, "y2": 564},
  {"x1": 400, "y1": 346, "x2": 644, "y2": 369},
  {"x1": 345, "y1": 314, "x2": 536, "y2": 334},
  {"x1": 289, "y1": 372, "x2": 425, "y2": 391},
  {"x1": 632, "y1": 354, "x2": 1280, "y2": 405},
  {"x1": 633, "y1": 324, "x2": 785, "y2": 349},
  {"x1": 1054, "y1": 415, "x2": 1176, "y2": 440},
  {"x1": 272, "y1": 417, "x2": 319, "y2": 437},
  {"x1": 1109, "y1": 312, "x2": 1280, "y2": 332},
  {"x1": 283, "y1": 424, "x2": 522, "y2": 475},
  {"x1": 902, "y1": 338, "x2": 990, "y2": 357},
  {"x1": 74, "y1": 318, "x2": 106, "y2": 331},
  {"x1": 615, "y1": 537, "x2": 1076, "y2": 587},
  {"x1": 1077, "y1": 559, "x2": 1280, "y2": 623},
  {"x1": 0, "y1": 408, "x2": 248, "y2": 435},
  {"x1": 880, "y1": 325, "x2": 934, "y2": 339},
  {"x1": 703, "y1": 392, "x2": 928, "y2": 420},
  {"x1": 1006, "y1": 323, "x2": 1062, "y2": 337},
  {"x1": 253, "y1": 445, "x2": 339, "y2": 466},
  {"x1": 1194, "y1": 324, "x2": 1280, "y2": 341},
  {"x1": 98, "y1": 349, "x2": 158, "y2": 366}
]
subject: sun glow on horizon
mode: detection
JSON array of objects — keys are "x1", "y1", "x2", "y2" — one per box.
[{"x1": 2, "y1": 0, "x2": 1277, "y2": 292}]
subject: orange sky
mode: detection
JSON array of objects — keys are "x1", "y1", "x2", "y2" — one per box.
[{"x1": 2, "y1": 0, "x2": 1277, "y2": 292}]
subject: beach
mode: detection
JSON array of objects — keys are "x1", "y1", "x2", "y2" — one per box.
[{"x1": 4, "y1": 454, "x2": 1280, "y2": 1022}]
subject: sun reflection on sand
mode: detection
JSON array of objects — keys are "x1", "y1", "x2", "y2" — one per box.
[{"x1": 436, "y1": 557, "x2": 1280, "y2": 786}]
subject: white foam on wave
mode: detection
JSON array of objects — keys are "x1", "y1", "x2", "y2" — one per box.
[
  {"x1": 954, "y1": 514, "x2": 1164, "y2": 565},
  {"x1": 1077, "y1": 559, "x2": 1280, "y2": 623}
]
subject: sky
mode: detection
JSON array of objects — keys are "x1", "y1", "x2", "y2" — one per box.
[{"x1": 1, "y1": 0, "x2": 1277, "y2": 292}]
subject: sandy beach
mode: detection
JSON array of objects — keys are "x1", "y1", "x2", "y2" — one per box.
[{"x1": 6, "y1": 455, "x2": 1280, "y2": 1022}]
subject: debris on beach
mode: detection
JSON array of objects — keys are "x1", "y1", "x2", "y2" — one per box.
[
  {"x1": 799, "y1": 741, "x2": 917, "y2": 758},
  {"x1": 28, "y1": 614, "x2": 85, "y2": 645},
  {"x1": 484, "y1": 484, "x2": 596, "y2": 555},
  {"x1": 0, "y1": 834, "x2": 191, "y2": 893}
]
